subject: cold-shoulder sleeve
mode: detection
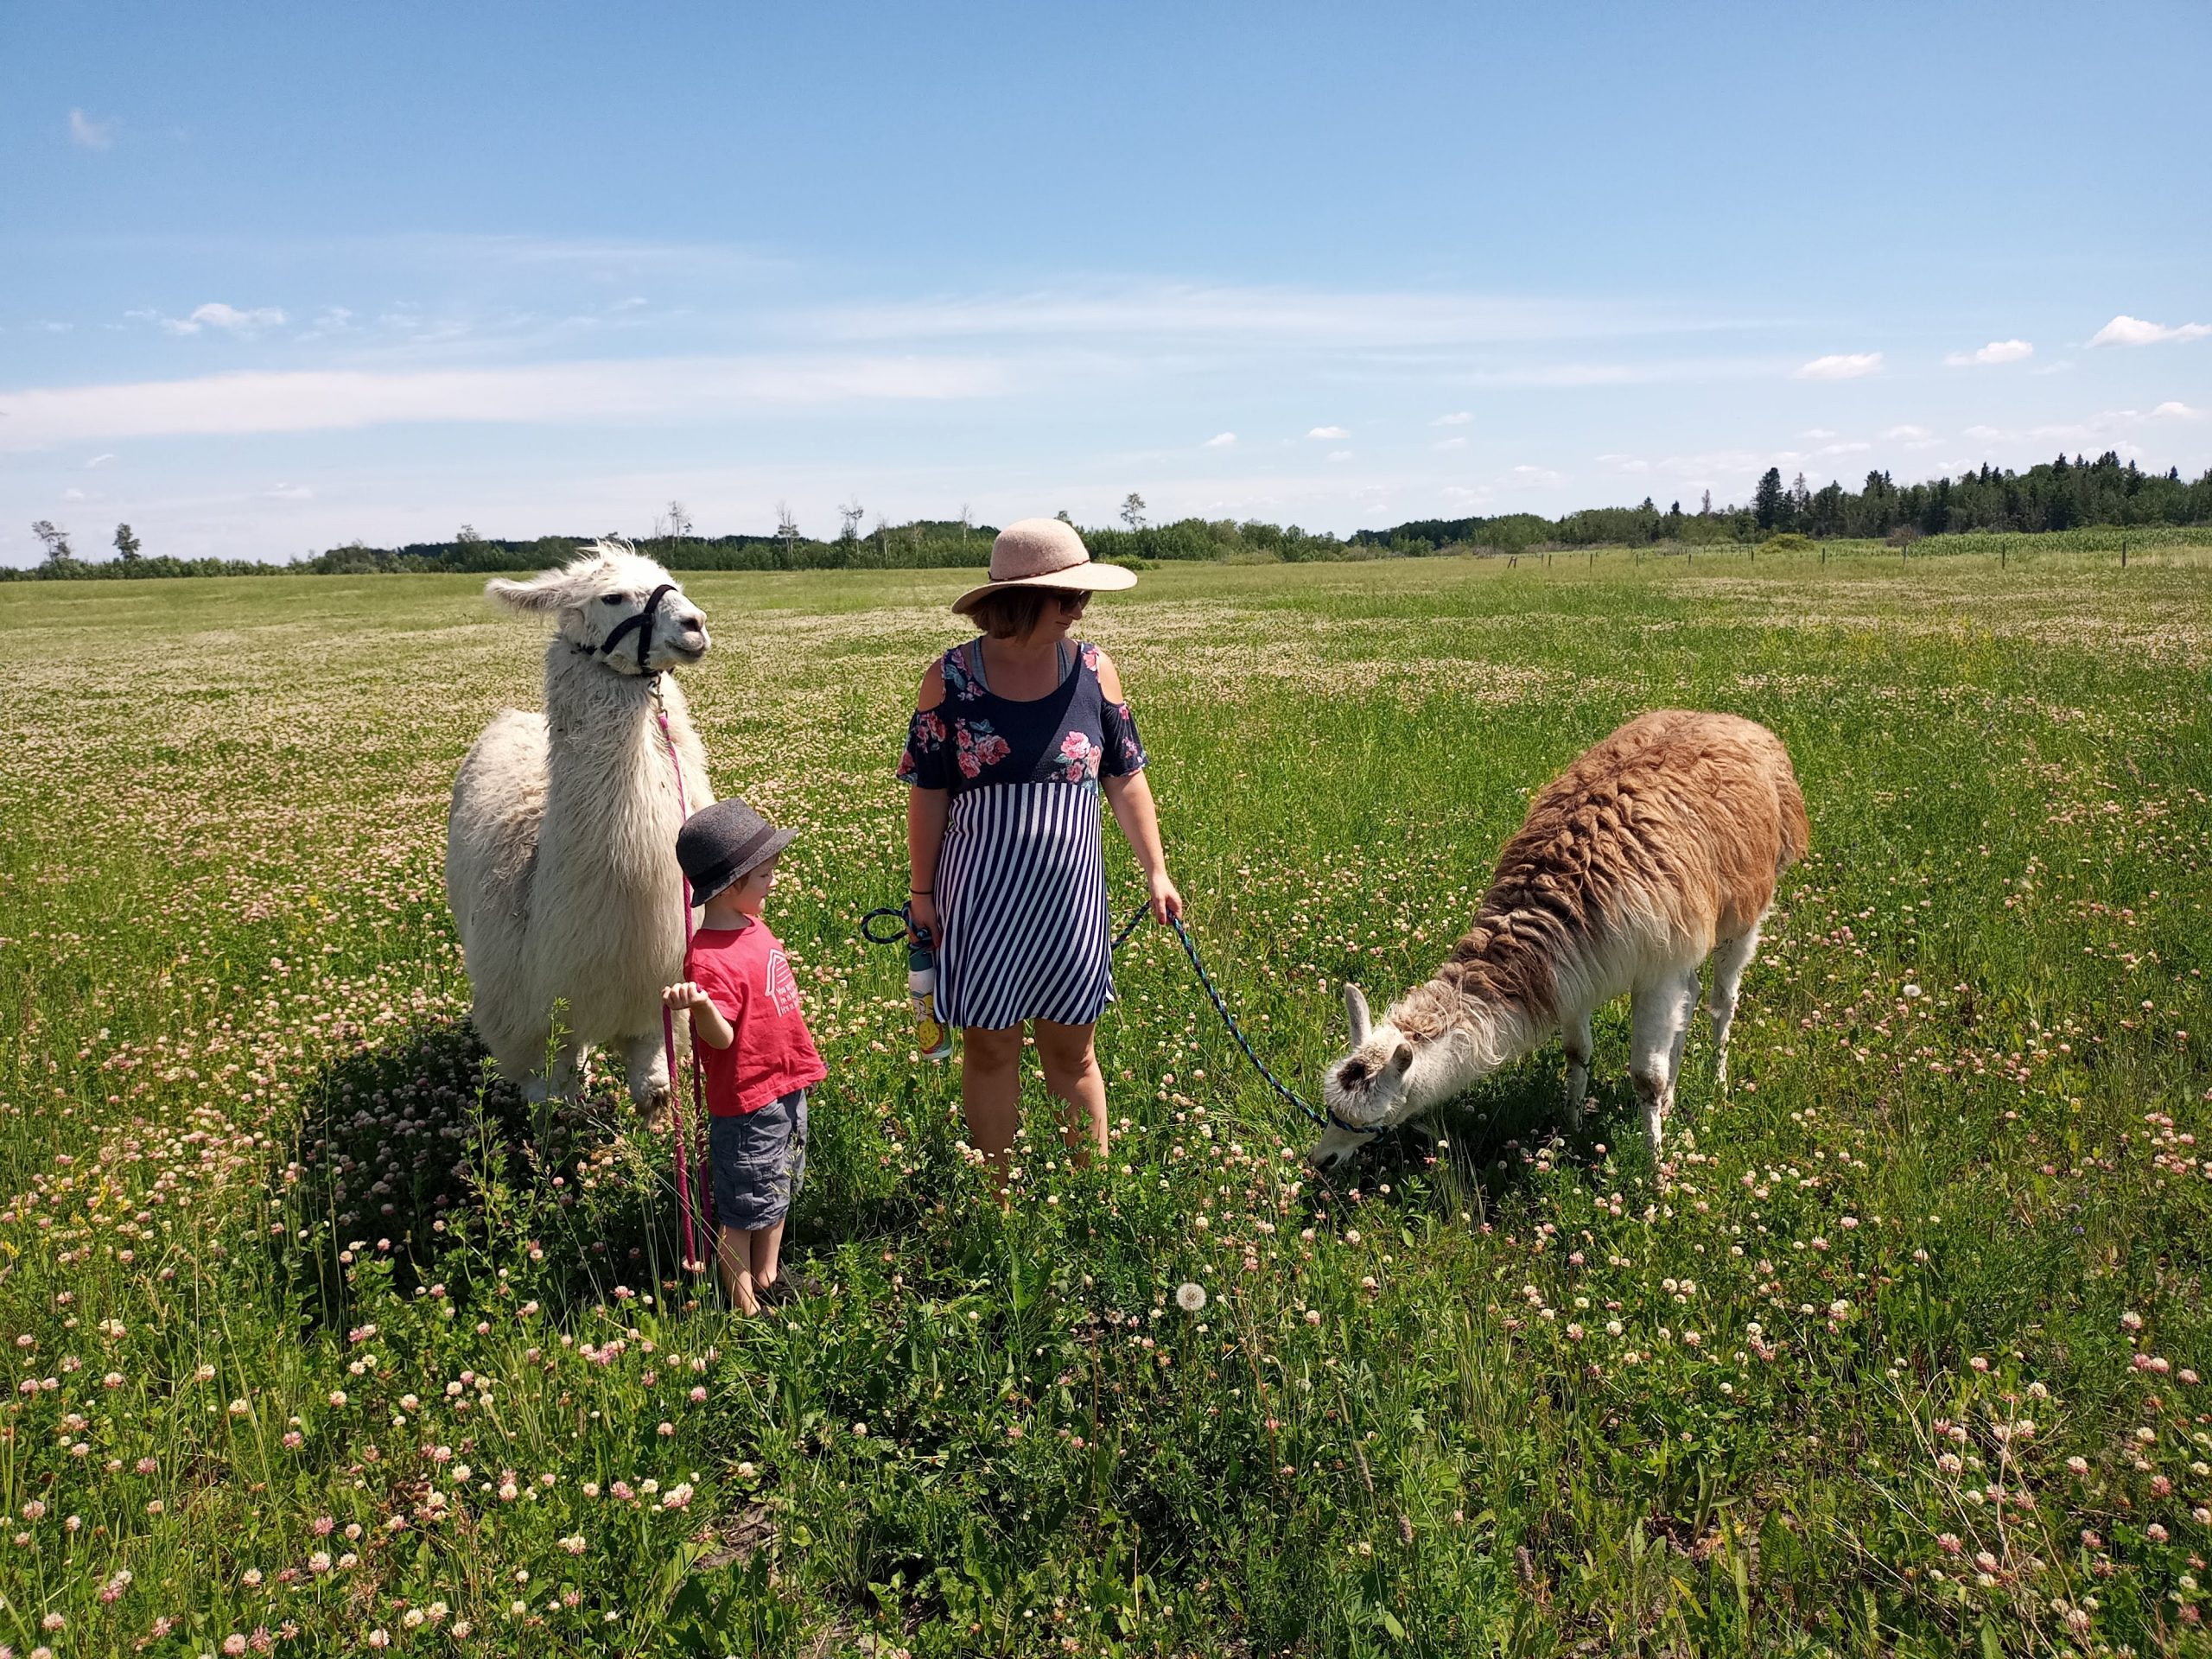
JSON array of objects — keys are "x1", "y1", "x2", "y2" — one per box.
[
  {"x1": 1100, "y1": 697, "x2": 1147, "y2": 779},
  {"x1": 898, "y1": 704, "x2": 954, "y2": 789}
]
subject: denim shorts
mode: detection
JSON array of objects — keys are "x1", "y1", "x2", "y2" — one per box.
[{"x1": 710, "y1": 1090, "x2": 807, "y2": 1231}]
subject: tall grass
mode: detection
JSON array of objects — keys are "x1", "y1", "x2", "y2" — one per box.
[{"x1": 1, "y1": 550, "x2": 2208, "y2": 1655}]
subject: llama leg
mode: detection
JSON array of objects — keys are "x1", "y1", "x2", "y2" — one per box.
[
  {"x1": 1705, "y1": 921, "x2": 1764, "y2": 1090},
  {"x1": 1561, "y1": 1010, "x2": 1594, "y2": 1132},
  {"x1": 1630, "y1": 974, "x2": 1698, "y2": 1154},
  {"x1": 549, "y1": 1039, "x2": 588, "y2": 1101},
  {"x1": 625, "y1": 1031, "x2": 672, "y2": 1125}
]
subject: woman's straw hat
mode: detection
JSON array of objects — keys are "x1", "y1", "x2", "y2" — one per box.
[{"x1": 950, "y1": 518, "x2": 1138, "y2": 616}]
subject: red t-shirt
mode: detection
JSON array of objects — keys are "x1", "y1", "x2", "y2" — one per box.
[{"x1": 685, "y1": 920, "x2": 827, "y2": 1116}]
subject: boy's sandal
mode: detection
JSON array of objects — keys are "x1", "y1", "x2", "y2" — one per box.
[{"x1": 760, "y1": 1269, "x2": 820, "y2": 1306}]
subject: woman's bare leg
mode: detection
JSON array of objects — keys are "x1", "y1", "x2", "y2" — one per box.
[
  {"x1": 1033, "y1": 1019, "x2": 1107, "y2": 1163},
  {"x1": 960, "y1": 1023, "x2": 1025, "y2": 1177}
]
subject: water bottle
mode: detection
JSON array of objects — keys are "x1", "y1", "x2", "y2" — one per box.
[{"x1": 906, "y1": 926, "x2": 953, "y2": 1062}]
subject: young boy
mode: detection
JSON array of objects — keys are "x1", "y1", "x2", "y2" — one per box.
[{"x1": 661, "y1": 798, "x2": 825, "y2": 1314}]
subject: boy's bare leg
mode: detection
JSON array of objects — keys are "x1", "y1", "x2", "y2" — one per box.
[
  {"x1": 715, "y1": 1224, "x2": 759, "y2": 1314},
  {"x1": 747, "y1": 1221, "x2": 786, "y2": 1294}
]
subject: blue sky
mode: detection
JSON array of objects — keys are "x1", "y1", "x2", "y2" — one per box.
[{"x1": 4, "y1": 1, "x2": 2209, "y2": 565}]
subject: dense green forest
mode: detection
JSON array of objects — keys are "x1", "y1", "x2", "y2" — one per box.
[{"x1": 10, "y1": 451, "x2": 2210, "y2": 580}]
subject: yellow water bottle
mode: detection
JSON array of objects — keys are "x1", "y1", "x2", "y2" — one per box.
[{"x1": 907, "y1": 927, "x2": 953, "y2": 1062}]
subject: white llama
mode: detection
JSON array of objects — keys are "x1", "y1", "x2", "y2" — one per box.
[
  {"x1": 1312, "y1": 709, "x2": 1808, "y2": 1168},
  {"x1": 445, "y1": 543, "x2": 714, "y2": 1109}
]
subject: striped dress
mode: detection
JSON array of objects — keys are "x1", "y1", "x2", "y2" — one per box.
[{"x1": 897, "y1": 639, "x2": 1148, "y2": 1030}]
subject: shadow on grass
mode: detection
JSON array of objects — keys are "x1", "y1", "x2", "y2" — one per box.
[
  {"x1": 272, "y1": 1016, "x2": 684, "y2": 1328},
  {"x1": 270, "y1": 1017, "x2": 930, "y2": 1333}
]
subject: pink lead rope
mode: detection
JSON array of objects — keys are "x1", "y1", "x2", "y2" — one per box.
[{"x1": 655, "y1": 690, "x2": 711, "y2": 1273}]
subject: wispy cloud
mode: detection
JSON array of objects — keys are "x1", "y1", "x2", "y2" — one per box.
[
  {"x1": 1307, "y1": 425, "x2": 1349, "y2": 440},
  {"x1": 85, "y1": 453, "x2": 116, "y2": 468},
  {"x1": 1794, "y1": 352, "x2": 1883, "y2": 380},
  {"x1": 1433, "y1": 437, "x2": 1467, "y2": 452},
  {"x1": 1202, "y1": 431, "x2": 1236, "y2": 448},
  {"x1": 2150, "y1": 400, "x2": 2202, "y2": 422},
  {"x1": 803, "y1": 283, "x2": 1686, "y2": 348},
  {"x1": 0, "y1": 354, "x2": 1012, "y2": 443},
  {"x1": 1432, "y1": 410, "x2": 1472, "y2": 425},
  {"x1": 1944, "y1": 339, "x2": 2033, "y2": 367},
  {"x1": 67, "y1": 109, "x2": 114, "y2": 150},
  {"x1": 264, "y1": 483, "x2": 314, "y2": 500},
  {"x1": 2089, "y1": 315, "x2": 2211, "y2": 347},
  {"x1": 1325, "y1": 449, "x2": 1352, "y2": 463},
  {"x1": 1883, "y1": 424, "x2": 1935, "y2": 441}
]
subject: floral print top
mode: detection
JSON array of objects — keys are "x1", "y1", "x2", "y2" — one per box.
[{"x1": 899, "y1": 639, "x2": 1147, "y2": 794}]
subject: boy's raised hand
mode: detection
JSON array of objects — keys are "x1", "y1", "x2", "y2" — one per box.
[{"x1": 662, "y1": 981, "x2": 712, "y2": 1013}]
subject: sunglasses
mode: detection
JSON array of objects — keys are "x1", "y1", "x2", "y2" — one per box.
[{"x1": 1055, "y1": 591, "x2": 1090, "y2": 613}]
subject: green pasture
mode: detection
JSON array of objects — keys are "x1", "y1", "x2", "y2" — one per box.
[{"x1": 2, "y1": 546, "x2": 2209, "y2": 1656}]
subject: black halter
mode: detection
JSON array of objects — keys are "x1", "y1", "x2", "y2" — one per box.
[{"x1": 594, "y1": 582, "x2": 677, "y2": 675}]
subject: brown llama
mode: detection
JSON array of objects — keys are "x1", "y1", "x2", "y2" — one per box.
[{"x1": 1313, "y1": 710, "x2": 1808, "y2": 1167}]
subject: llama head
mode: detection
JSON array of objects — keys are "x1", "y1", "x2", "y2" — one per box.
[
  {"x1": 486, "y1": 541, "x2": 710, "y2": 675},
  {"x1": 1312, "y1": 982, "x2": 1415, "y2": 1169}
]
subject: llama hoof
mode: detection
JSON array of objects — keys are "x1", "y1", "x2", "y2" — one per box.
[{"x1": 641, "y1": 1088, "x2": 673, "y2": 1133}]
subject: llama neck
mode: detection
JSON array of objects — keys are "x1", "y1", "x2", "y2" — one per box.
[
  {"x1": 539, "y1": 642, "x2": 684, "y2": 878},
  {"x1": 1398, "y1": 987, "x2": 1541, "y2": 1112}
]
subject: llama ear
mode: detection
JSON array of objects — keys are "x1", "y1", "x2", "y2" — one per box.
[
  {"x1": 485, "y1": 573, "x2": 571, "y2": 613},
  {"x1": 1344, "y1": 982, "x2": 1371, "y2": 1046},
  {"x1": 1390, "y1": 1042, "x2": 1414, "y2": 1077}
]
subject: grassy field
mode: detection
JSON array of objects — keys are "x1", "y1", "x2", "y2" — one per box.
[{"x1": 3, "y1": 545, "x2": 2210, "y2": 1656}]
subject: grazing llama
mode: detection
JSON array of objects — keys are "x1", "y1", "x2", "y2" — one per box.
[
  {"x1": 1313, "y1": 710, "x2": 1808, "y2": 1168},
  {"x1": 446, "y1": 543, "x2": 714, "y2": 1109}
]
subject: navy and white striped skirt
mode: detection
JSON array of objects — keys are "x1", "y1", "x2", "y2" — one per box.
[{"x1": 935, "y1": 779, "x2": 1112, "y2": 1030}]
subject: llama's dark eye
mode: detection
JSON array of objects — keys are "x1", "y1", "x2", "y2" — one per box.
[{"x1": 600, "y1": 594, "x2": 625, "y2": 606}]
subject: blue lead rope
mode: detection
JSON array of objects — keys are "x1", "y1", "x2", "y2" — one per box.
[{"x1": 858, "y1": 898, "x2": 1387, "y2": 1139}]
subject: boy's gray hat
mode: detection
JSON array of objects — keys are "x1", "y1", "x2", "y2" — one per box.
[{"x1": 676, "y1": 798, "x2": 796, "y2": 907}]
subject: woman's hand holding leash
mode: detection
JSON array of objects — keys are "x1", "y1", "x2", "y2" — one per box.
[
  {"x1": 1146, "y1": 869, "x2": 1184, "y2": 926},
  {"x1": 906, "y1": 891, "x2": 939, "y2": 943}
]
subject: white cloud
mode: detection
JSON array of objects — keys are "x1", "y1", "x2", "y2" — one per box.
[
  {"x1": 1802, "y1": 428, "x2": 1838, "y2": 440},
  {"x1": 1433, "y1": 437, "x2": 1467, "y2": 452},
  {"x1": 264, "y1": 483, "x2": 315, "y2": 500},
  {"x1": 1794, "y1": 353, "x2": 1883, "y2": 380},
  {"x1": 0, "y1": 354, "x2": 1012, "y2": 443},
  {"x1": 62, "y1": 487, "x2": 86, "y2": 500},
  {"x1": 1507, "y1": 464, "x2": 1567, "y2": 489},
  {"x1": 163, "y1": 302, "x2": 289, "y2": 337},
  {"x1": 1964, "y1": 424, "x2": 2004, "y2": 440},
  {"x1": 2150, "y1": 401, "x2": 2202, "y2": 421},
  {"x1": 1944, "y1": 339, "x2": 2033, "y2": 367},
  {"x1": 84, "y1": 453, "x2": 115, "y2": 468},
  {"x1": 1325, "y1": 450, "x2": 1352, "y2": 462},
  {"x1": 1432, "y1": 410, "x2": 1472, "y2": 426},
  {"x1": 67, "y1": 109, "x2": 113, "y2": 150},
  {"x1": 1816, "y1": 441, "x2": 1871, "y2": 456},
  {"x1": 1307, "y1": 425, "x2": 1349, "y2": 439},
  {"x1": 2090, "y1": 315, "x2": 2211, "y2": 347},
  {"x1": 1202, "y1": 431, "x2": 1236, "y2": 448},
  {"x1": 1883, "y1": 424, "x2": 1934, "y2": 441}
]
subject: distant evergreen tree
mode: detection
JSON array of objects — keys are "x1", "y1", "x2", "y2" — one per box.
[{"x1": 1753, "y1": 468, "x2": 1785, "y2": 531}]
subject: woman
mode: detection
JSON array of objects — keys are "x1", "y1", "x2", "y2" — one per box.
[{"x1": 899, "y1": 518, "x2": 1182, "y2": 1173}]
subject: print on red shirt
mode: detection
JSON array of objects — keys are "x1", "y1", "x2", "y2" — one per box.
[{"x1": 684, "y1": 921, "x2": 827, "y2": 1116}]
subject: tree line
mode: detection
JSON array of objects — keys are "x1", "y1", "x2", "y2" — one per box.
[{"x1": 10, "y1": 453, "x2": 2210, "y2": 580}]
